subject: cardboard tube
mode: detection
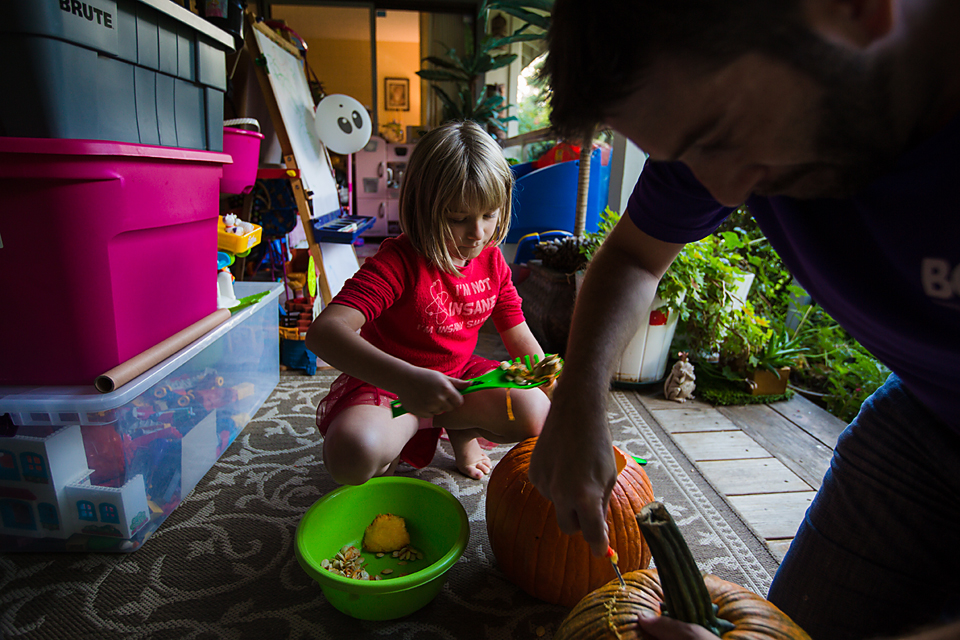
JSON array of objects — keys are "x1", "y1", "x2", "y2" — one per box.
[{"x1": 95, "y1": 308, "x2": 232, "y2": 393}]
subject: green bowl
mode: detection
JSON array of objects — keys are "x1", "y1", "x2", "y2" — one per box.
[{"x1": 295, "y1": 477, "x2": 470, "y2": 620}]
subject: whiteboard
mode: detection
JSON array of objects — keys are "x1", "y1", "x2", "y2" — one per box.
[
  {"x1": 250, "y1": 23, "x2": 360, "y2": 302},
  {"x1": 252, "y1": 27, "x2": 341, "y2": 219},
  {"x1": 318, "y1": 242, "x2": 361, "y2": 299}
]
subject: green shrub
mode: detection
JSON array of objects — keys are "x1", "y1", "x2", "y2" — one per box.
[
  {"x1": 533, "y1": 203, "x2": 890, "y2": 422},
  {"x1": 713, "y1": 208, "x2": 890, "y2": 422}
]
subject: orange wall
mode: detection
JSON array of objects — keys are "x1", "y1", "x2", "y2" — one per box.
[
  {"x1": 376, "y1": 40, "x2": 421, "y2": 135},
  {"x1": 303, "y1": 38, "x2": 421, "y2": 138},
  {"x1": 303, "y1": 38, "x2": 373, "y2": 112}
]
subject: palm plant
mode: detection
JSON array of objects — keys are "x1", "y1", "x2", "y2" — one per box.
[{"x1": 417, "y1": 0, "x2": 552, "y2": 132}]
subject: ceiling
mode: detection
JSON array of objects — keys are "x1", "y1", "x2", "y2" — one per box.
[{"x1": 270, "y1": 5, "x2": 421, "y2": 42}]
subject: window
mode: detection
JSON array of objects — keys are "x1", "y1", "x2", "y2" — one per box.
[
  {"x1": 38, "y1": 503, "x2": 60, "y2": 530},
  {"x1": 77, "y1": 500, "x2": 96, "y2": 521},
  {"x1": 0, "y1": 450, "x2": 18, "y2": 481},
  {"x1": 20, "y1": 452, "x2": 49, "y2": 484},
  {"x1": 99, "y1": 503, "x2": 119, "y2": 524},
  {"x1": 0, "y1": 499, "x2": 36, "y2": 530}
]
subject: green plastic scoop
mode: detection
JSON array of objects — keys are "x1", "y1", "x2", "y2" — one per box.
[{"x1": 390, "y1": 354, "x2": 562, "y2": 418}]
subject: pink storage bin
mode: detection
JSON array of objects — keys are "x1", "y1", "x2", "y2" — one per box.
[
  {"x1": 220, "y1": 119, "x2": 264, "y2": 194},
  {"x1": 0, "y1": 137, "x2": 231, "y2": 386}
]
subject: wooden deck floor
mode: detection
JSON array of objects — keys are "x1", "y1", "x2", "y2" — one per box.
[
  {"x1": 476, "y1": 326, "x2": 848, "y2": 561},
  {"x1": 633, "y1": 387, "x2": 845, "y2": 560}
]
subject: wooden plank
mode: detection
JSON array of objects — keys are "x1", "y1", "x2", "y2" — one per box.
[
  {"x1": 769, "y1": 394, "x2": 847, "y2": 449},
  {"x1": 650, "y1": 407, "x2": 740, "y2": 433},
  {"x1": 727, "y1": 492, "x2": 815, "y2": 540},
  {"x1": 635, "y1": 388, "x2": 715, "y2": 412},
  {"x1": 697, "y1": 458, "x2": 813, "y2": 495},
  {"x1": 284, "y1": 152, "x2": 333, "y2": 303},
  {"x1": 717, "y1": 404, "x2": 833, "y2": 490},
  {"x1": 670, "y1": 431, "x2": 770, "y2": 461},
  {"x1": 767, "y1": 540, "x2": 793, "y2": 562}
]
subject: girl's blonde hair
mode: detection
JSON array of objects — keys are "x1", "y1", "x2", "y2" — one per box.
[{"x1": 399, "y1": 120, "x2": 513, "y2": 275}]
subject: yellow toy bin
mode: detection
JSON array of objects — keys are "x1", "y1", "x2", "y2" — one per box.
[{"x1": 218, "y1": 218, "x2": 262, "y2": 255}]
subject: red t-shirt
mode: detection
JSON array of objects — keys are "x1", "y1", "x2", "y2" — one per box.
[{"x1": 332, "y1": 234, "x2": 525, "y2": 374}]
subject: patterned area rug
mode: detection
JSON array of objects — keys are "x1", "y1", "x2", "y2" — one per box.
[{"x1": 1, "y1": 370, "x2": 781, "y2": 640}]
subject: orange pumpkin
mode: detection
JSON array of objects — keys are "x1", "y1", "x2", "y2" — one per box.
[
  {"x1": 485, "y1": 437, "x2": 655, "y2": 607},
  {"x1": 554, "y1": 502, "x2": 811, "y2": 640}
]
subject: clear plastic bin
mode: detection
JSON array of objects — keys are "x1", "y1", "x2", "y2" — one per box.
[{"x1": 0, "y1": 282, "x2": 281, "y2": 552}]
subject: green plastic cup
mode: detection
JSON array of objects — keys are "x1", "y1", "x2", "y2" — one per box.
[{"x1": 295, "y1": 477, "x2": 470, "y2": 620}]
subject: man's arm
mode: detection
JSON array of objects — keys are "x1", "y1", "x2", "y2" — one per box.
[{"x1": 527, "y1": 215, "x2": 684, "y2": 555}]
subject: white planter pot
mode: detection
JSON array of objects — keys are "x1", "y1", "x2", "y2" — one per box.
[
  {"x1": 729, "y1": 271, "x2": 755, "y2": 311},
  {"x1": 614, "y1": 293, "x2": 684, "y2": 385}
]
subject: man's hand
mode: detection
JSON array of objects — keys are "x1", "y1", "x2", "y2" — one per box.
[
  {"x1": 635, "y1": 612, "x2": 718, "y2": 640},
  {"x1": 528, "y1": 389, "x2": 617, "y2": 557},
  {"x1": 528, "y1": 216, "x2": 683, "y2": 557}
]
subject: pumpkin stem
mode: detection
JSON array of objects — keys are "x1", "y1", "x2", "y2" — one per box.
[{"x1": 637, "y1": 502, "x2": 735, "y2": 637}]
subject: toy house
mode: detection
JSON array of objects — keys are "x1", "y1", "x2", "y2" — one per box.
[{"x1": 0, "y1": 425, "x2": 149, "y2": 544}]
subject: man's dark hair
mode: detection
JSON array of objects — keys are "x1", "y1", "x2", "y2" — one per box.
[{"x1": 543, "y1": 0, "x2": 819, "y2": 138}]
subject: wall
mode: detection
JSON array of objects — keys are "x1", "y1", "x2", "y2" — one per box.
[
  {"x1": 299, "y1": 37, "x2": 420, "y2": 142},
  {"x1": 609, "y1": 132, "x2": 648, "y2": 215},
  {"x1": 376, "y1": 40, "x2": 421, "y2": 138},
  {"x1": 303, "y1": 38, "x2": 373, "y2": 114}
]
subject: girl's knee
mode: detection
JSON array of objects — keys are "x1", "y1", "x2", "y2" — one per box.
[
  {"x1": 322, "y1": 428, "x2": 387, "y2": 485},
  {"x1": 517, "y1": 412, "x2": 545, "y2": 439},
  {"x1": 506, "y1": 394, "x2": 549, "y2": 440}
]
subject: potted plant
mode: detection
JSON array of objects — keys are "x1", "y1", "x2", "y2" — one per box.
[
  {"x1": 693, "y1": 310, "x2": 809, "y2": 400},
  {"x1": 518, "y1": 208, "x2": 754, "y2": 385},
  {"x1": 747, "y1": 324, "x2": 808, "y2": 394},
  {"x1": 416, "y1": 1, "x2": 551, "y2": 133},
  {"x1": 516, "y1": 207, "x2": 615, "y2": 355}
]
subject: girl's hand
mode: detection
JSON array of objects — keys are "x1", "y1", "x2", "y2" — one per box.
[{"x1": 394, "y1": 367, "x2": 470, "y2": 418}]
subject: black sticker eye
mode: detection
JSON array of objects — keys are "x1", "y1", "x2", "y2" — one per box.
[
  {"x1": 352, "y1": 110, "x2": 364, "y2": 128},
  {"x1": 337, "y1": 117, "x2": 352, "y2": 134}
]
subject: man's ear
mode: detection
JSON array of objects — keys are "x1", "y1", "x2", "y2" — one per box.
[{"x1": 804, "y1": 0, "x2": 895, "y2": 46}]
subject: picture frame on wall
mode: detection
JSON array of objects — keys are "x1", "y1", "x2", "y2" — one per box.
[{"x1": 384, "y1": 77, "x2": 410, "y2": 111}]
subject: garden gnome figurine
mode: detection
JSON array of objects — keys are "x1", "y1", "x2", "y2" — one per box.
[{"x1": 664, "y1": 352, "x2": 696, "y2": 403}]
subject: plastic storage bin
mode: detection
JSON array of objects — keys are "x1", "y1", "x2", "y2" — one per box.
[
  {"x1": 220, "y1": 123, "x2": 264, "y2": 194},
  {"x1": 0, "y1": 282, "x2": 281, "y2": 553},
  {"x1": 505, "y1": 147, "x2": 611, "y2": 243},
  {"x1": 0, "y1": 0, "x2": 234, "y2": 151},
  {"x1": 0, "y1": 136, "x2": 231, "y2": 386}
]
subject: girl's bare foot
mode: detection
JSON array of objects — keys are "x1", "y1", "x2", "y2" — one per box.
[{"x1": 447, "y1": 431, "x2": 492, "y2": 480}]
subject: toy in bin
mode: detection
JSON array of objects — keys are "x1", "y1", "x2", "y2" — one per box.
[
  {"x1": 217, "y1": 214, "x2": 263, "y2": 309},
  {"x1": 218, "y1": 214, "x2": 262, "y2": 254}
]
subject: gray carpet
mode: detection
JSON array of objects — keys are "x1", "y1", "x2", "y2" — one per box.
[{"x1": 1, "y1": 370, "x2": 781, "y2": 639}]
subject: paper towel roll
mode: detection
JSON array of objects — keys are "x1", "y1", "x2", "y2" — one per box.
[{"x1": 94, "y1": 308, "x2": 232, "y2": 393}]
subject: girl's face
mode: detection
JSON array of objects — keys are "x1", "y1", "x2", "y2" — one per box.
[{"x1": 444, "y1": 208, "x2": 501, "y2": 266}]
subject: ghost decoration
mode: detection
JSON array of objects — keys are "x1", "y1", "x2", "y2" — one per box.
[
  {"x1": 314, "y1": 94, "x2": 372, "y2": 155},
  {"x1": 664, "y1": 352, "x2": 696, "y2": 403}
]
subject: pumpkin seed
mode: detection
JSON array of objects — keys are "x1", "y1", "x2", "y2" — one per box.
[{"x1": 321, "y1": 545, "x2": 379, "y2": 581}]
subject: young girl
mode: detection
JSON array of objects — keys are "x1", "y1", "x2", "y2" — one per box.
[{"x1": 305, "y1": 120, "x2": 551, "y2": 484}]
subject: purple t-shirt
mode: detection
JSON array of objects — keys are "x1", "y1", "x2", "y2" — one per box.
[{"x1": 628, "y1": 114, "x2": 960, "y2": 433}]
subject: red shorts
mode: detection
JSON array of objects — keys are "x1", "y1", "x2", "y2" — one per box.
[{"x1": 316, "y1": 355, "x2": 500, "y2": 469}]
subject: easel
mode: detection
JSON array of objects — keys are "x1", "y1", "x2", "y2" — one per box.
[{"x1": 243, "y1": 9, "x2": 337, "y2": 304}]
